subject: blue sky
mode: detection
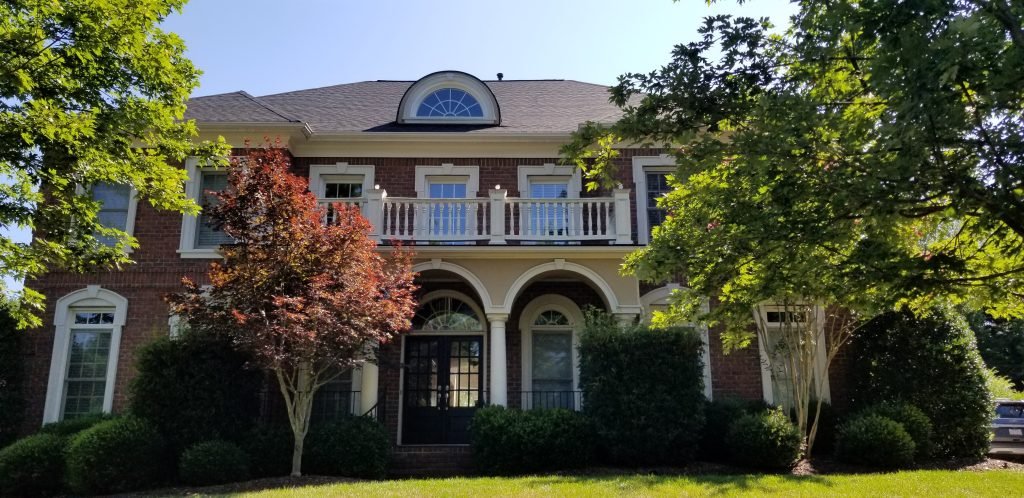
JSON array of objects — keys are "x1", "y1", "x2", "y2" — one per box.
[{"x1": 4, "y1": 0, "x2": 796, "y2": 291}]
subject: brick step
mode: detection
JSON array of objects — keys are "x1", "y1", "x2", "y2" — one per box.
[{"x1": 390, "y1": 445, "x2": 475, "y2": 476}]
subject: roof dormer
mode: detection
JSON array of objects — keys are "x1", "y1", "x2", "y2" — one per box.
[{"x1": 396, "y1": 71, "x2": 501, "y2": 126}]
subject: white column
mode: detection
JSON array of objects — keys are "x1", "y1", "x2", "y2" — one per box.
[
  {"x1": 359, "y1": 362, "x2": 379, "y2": 415},
  {"x1": 364, "y1": 186, "x2": 386, "y2": 241},
  {"x1": 488, "y1": 314, "x2": 508, "y2": 406},
  {"x1": 489, "y1": 187, "x2": 507, "y2": 245},
  {"x1": 614, "y1": 313, "x2": 638, "y2": 328}
]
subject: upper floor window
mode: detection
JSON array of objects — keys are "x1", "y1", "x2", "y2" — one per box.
[
  {"x1": 645, "y1": 172, "x2": 671, "y2": 230},
  {"x1": 196, "y1": 171, "x2": 233, "y2": 248},
  {"x1": 632, "y1": 156, "x2": 676, "y2": 244},
  {"x1": 397, "y1": 71, "x2": 500, "y2": 125},
  {"x1": 89, "y1": 183, "x2": 136, "y2": 247},
  {"x1": 416, "y1": 88, "x2": 483, "y2": 117}
]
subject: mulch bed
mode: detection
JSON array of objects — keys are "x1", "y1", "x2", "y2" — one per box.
[{"x1": 110, "y1": 456, "x2": 1024, "y2": 497}]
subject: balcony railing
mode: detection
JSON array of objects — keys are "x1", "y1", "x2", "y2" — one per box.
[
  {"x1": 319, "y1": 187, "x2": 632, "y2": 245},
  {"x1": 509, "y1": 390, "x2": 583, "y2": 411}
]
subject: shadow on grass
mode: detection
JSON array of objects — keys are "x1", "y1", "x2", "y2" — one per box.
[{"x1": 516, "y1": 472, "x2": 833, "y2": 496}]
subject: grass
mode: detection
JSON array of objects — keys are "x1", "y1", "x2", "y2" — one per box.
[{"x1": 185, "y1": 470, "x2": 1024, "y2": 497}]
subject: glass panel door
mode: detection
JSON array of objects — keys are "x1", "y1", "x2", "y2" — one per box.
[{"x1": 402, "y1": 335, "x2": 483, "y2": 444}]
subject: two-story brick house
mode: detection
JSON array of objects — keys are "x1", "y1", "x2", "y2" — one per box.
[{"x1": 21, "y1": 70, "x2": 847, "y2": 472}]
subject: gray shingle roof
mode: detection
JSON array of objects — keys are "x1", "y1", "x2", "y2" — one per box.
[{"x1": 185, "y1": 80, "x2": 621, "y2": 134}]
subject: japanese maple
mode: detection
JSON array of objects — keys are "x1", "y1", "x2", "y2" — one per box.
[{"x1": 167, "y1": 146, "x2": 417, "y2": 476}]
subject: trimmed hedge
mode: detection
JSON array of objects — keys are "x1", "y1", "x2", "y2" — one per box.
[
  {"x1": 470, "y1": 406, "x2": 596, "y2": 475},
  {"x1": 725, "y1": 408, "x2": 802, "y2": 470},
  {"x1": 38, "y1": 413, "x2": 114, "y2": 438},
  {"x1": 835, "y1": 414, "x2": 916, "y2": 469},
  {"x1": 0, "y1": 434, "x2": 66, "y2": 497},
  {"x1": 179, "y1": 440, "x2": 250, "y2": 486},
  {"x1": 129, "y1": 331, "x2": 261, "y2": 454},
  {"x1": 65, "y1": 416, "x2": 167, "y2": 495},
  {"x1": 579, "y1": 312, "x2": 706, "y2": 465},
  {"x1": 850, "y1": 307, "x2": 991, "y2": 459},
  {"x1": 858, "y1": 403, "x2": 933, "y2": 459},
  {"x1": 700, "y1": 397, "x2": 771, "y2": 462},
  {"x1": 240, "y1": 424, "x2": 293, "y2": 478},
  {"x1": 305, "y1": 416, "x2": 390, "y2": 479}
]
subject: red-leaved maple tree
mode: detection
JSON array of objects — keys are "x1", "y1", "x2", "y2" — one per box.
[{"x1": 167, "y1": 146, "x2": 417, "y2": 476}]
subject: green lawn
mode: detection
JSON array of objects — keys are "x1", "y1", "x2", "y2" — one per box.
[{"x1": 193, "y1": 470, "x2": 1024, "y2": 497}]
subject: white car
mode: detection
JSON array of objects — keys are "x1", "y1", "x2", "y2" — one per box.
[{"x1": 991, "y1": 400, "x2": 1024, "y2": 456}]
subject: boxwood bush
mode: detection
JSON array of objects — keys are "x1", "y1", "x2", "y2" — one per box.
[
  {"x1": 579, "y1": 310, "x2": 706, "y2": 465},
  {"x1": 179, "y1": 440, "x2": 250, "y2": 485},
  {"x1": 241, "y1": 423, "x2": 293, "y2": 478},
  {"x1": 850, "y1": 307, "x2": 991, "y2": 459},
  {"x1": 304, "y1": 416, "x2": 389, "y2": 478},
  {"x1": 65, "y1": 416, "x2": 167, "y2": 495},
  {"x1": 700, "y1": 397, "x2": 771, "y2": 461},
  {"x1": 38, "y1": 413, "x2": 114, "y2": 438},
  {"x1": 470, "y1": 406, "x2": 596, "y2": 474},
  {"x1": 858, "y1": 402, "x2": 934, "y2": 459},
  {"x1": 0, "y1": 433, "x2": 66, "y2": 497},
  {"x1": 129, "y1": 330, "x2": 262, "y2": 454},
  {"x1": 835, "y1": 414, "x2": 916, "y2": 468},
  {"x1": 725, "y1": 408, "x2": 802, "y2": 470}
]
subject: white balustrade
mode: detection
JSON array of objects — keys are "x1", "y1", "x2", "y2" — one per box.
[
  {"x1": 380, "y1": 197, "x2": 490, "y2": 242},
  {"x1": 506, "y1": 197, "x2": 619, "y2": 242}
]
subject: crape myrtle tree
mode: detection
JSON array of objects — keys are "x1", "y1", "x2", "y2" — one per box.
[
  {"x1": 1, "y1": 0, "x2": 228, "y2": 327},
  {"x1": 168, "y1": 147, "x2": 417, "y2": 476},
  {"x1": 562, "y1": 1, "x2": 1024, "y2": 454}
]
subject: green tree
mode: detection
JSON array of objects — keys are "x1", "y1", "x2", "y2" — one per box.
[
  {"x1": 969, "y1": 312, "x2": 1024, "y2": 390},
  {"x1": 1, "y1": 0, "x2": 227, "y2": 327},
  {"x1": 562, "y1": 0, "x2": 1023, "y2": 453}
]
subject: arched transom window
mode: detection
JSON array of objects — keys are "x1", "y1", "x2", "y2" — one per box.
[
  {"x1": 416, "y1": 88, "x2": 483, "y2": 118},
  {"x1": 413, "y1": 296, "x2": 483, "y2": 331},
  {"x1": 534, "y1": 310, "x2": 569, "y2": 327}
]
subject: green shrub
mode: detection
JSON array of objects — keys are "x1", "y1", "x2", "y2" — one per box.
[
  {"x1": 305, "y1": 416, "x2": 389, "y2": 479},
  {"x1": 470, "y1": 406, "x2": 596, "y2": 475},
  {"x1": 179, "y1": 440, "x2": 250, "y2": 486},
  {"x1": 65, "y1": 416, "x2": 167, "y2": 495},
  {"x1": 579, "y1": 311, "x2": 706, "y2": 465},
  {"x1": 835, "y1": 414, "x2": 916, "y2": 468},
  {"x1": 0, "y1": 306, "x2": 22, "y2": 449},
  {"x1": 700, "y1": 397, "x2": 770, "y2": 461},
  {"x1": 38, "y1": 413, "x2": 115, "y2": 438},
  {"x1": 850, "y1": 307, "x2": 991, "y2": 459},
  {"x1": 984, "y1": 367, "x2": 1024, "y2": 400},
  {"x1": 858, "y1": 402, "x2": 934, "y2": 459},
  {"x1": 0, "y1": 434, "x2": 66, "y2": 497},
  {"x1": 725, "y1": 408, "x2": 802, "y2": 470},
  {"x1": 129, "y1": 331, "x2": 261, "y2": 454},
  {"x1": 240, "y1": 424, "x2": 293, "y2": 478}
]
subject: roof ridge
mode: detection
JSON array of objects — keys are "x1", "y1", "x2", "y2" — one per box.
[
  {"x1": 237, "y1": 91, "x2": 300, "y2": 123},
  {"x1": 259, "y1": 80, "x2": 409, "y2": 98}
]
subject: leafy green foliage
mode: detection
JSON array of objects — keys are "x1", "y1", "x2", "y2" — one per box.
[
  {"x1": 178, "y1": 440, "x2": 250, "y2": 486},
  {"x1": 850, "y1": 307, "x2": 992, "y2": 459},
  {"x1": 0, "y1": 0, "x2": 229, "y2": 326},
  {"x1": 985, "y1": 367, "x2": 1024, "y2": 400},
  {"x1": 37, "y1": 413, "x2": 114, "y2": 438},
  {"x1": 856, "y1": 403, "x2": 934, "y2": 460},
  {"x1": 0, "y1": 433, "x2": 66, "y2": 497},
  {"x1": 969, "y1": 313, "x2": 1024, "y2": 390},
  {"x1": 240, "y1": 424, "x2": 293, "y2": 478},
  {"x1": 578, "y1": 310, "x2": 706, "y2": 465},
  {"x1": 725, "y1": 408, "x2": 802, "y2": 470},
  {"x1": 128, "y1": 330, "x2": 262, "y2": 455},
  {"x1": 303, "y1": 417, "x2": 390, "y2": 479},
  {"x1": 0, "y1": 305, "x2": 22, "y2": 448},
  {"x1": 65, "y1": 416, "x2": 167, "y2": 495},
  {"x1": 835, "y1": 414, "x2": 916, "y2": 469},
  {"x1": 699, "y1": 397, "x2": 771, "y2": 461},
  {"x1": 469, "y1": 406, "x2": 596, "y2": 475},
  {"x1": 562, "y1": 0, "x2": 1024, "y2": 354}
]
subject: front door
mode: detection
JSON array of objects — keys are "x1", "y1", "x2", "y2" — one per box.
[{"x1": 402, "y1": 335, "x2": 484, "y2": 444}]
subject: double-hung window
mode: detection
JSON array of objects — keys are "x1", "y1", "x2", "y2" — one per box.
[
  {"x1": 61, "y1": 310, "x2": 115, "y2": 420},
  {"x1": 527, "y1": 179, "x2": 570, "y2": 240},
  {"x1": 320, "y1": 175, "x2": 365, "y2": 225},
  {"x1": 195, "y1": 171, "x2": 232, "y2": 249},
  {"x1": 90, "y1": 183, "x2": 133, "y2": 247},
  {"x1": 632, "y1": 156, "x2": 676, "y2": 244},
  {"x1": 644, "y1": 172, "x2": 671, "y2": 231},
  {"x1": 427, "y1": 178, "x2": 469, "y2": 240}
]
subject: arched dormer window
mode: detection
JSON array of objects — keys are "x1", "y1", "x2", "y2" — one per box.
[{"x1": 397, "y1": 71, "x2": 500, "y2": 125}]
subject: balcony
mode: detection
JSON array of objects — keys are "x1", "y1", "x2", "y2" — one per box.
[{"x1": 320, "y1": 187, "x2": 632, "y2": 245}]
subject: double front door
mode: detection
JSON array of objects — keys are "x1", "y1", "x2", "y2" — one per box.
[{"x1": 402, "y1": 335, "x2": 484, "y2": 444}]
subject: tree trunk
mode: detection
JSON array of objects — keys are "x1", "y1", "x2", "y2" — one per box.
[{"x1": 278, "y1": 361, "x2": 316, "y2": 477}]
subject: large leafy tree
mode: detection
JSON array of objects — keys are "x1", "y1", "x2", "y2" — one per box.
[
  {"x1": 563, "y1": 0, "x2": 1023, "y2": 453},
  {"x1": 1, "y1": 0, "x2": 226, "y2": 326},
  {"x1": 168, "y1": 147, "x2": 417, "y2": 477}
]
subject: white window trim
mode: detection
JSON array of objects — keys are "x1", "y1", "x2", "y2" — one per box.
[
  {"x1": 43, "y1": 285, "x2": 128, "y2": 424},
  {"x1": 397, "y1": 72, "x2": 500, "y2": 125},
  {"x1": 178, "y1": 157, "x2": 226, "y2": 259},
  {"x1": 415, "y1": 164, "x2": 479, "y2": 198},
  {"x1": 75, "y1": 183, "x2": 140, "y2": 254},
  {"x1": 632, "y1": 155, "x2": 675, "y2": 244},
  {"x1": 517, "y1": 163, "x2": 581, "y2": 199},
  {"x1": 519, "y1": 294, "x2": 583, "y2": 410},
  {"x1": 754, "y1": 303, "x2": 831, "y2": 405},
  {"x1": 640, "y1": 285, "x2": 713, "y2": 400},
  {"x1": 397, "y1": 290, "x2": 487, "y2": 445},
  {"x1": 308, "y1": 162, "x2": 375, "y2": 200}
]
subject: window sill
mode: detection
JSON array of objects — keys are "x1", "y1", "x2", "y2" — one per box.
[{"x1": 177, "y1": 249, "x2": 222, "y2": 259}]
